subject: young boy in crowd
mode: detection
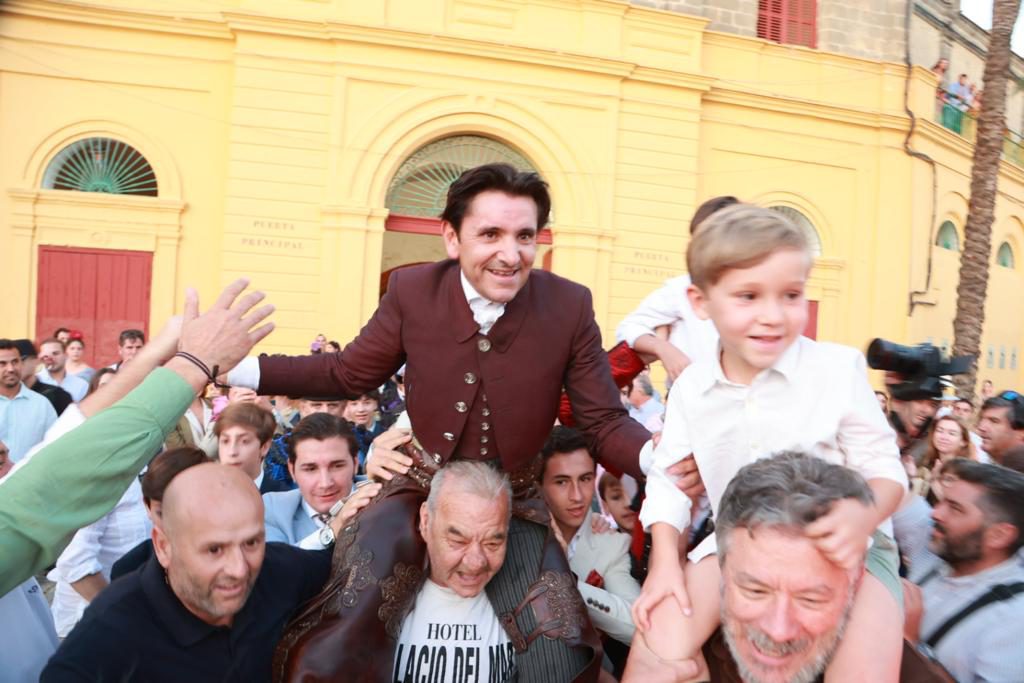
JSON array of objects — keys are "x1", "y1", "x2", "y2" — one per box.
[
  {"x1": 629, "y1": 204, "x2": 908, "y2": 682},
  {"x1": 214, "y1": 402, "x2": 289, "y2": 494}
]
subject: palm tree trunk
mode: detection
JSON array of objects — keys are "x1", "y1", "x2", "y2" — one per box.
[{"x1": 952, "y1": 0, "x2": 1022, "y2": 400}]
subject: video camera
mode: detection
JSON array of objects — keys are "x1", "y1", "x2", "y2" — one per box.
[{"x1": 866, "y1": 339, "x2": 974, "y2": 401}]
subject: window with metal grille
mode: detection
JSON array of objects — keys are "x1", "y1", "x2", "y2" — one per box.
[
  {"x1": 757, "y1": 0, "x2": 817, "y2": 49},
  {"x1": 996, "y1": 242, "x2": 1015, "y2": 268},
  {"x1": 43, "y1": 137, "x2": 158, "y2": 196},
  {"x1": 386, "y1": 135, "x2": 536, "y2": 218},
  {"x1": 935, "y1": 221, "x2": 959, "y2": 251},
  {"x1": 768, "y1": 205, "x2": 822, "y2": 256}
]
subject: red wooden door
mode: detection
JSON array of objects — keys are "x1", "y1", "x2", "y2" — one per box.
[
  {"x1": 803, "y1": 300, "x2": 819, "y2": 340},
  {"x1": 36, "y1": 246, "x2": 152, "y2": 368}
]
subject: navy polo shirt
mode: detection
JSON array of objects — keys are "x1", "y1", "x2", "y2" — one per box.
[{"x1": 41, "y1": 542, "x2": 331, "y2": 682}]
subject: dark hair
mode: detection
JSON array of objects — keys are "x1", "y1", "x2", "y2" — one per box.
[
  {"x1": 118, "y1": 329, "x2": 145, "y2": 346},
  {"x1": 689, "y1": 195, "x2": 739, "y2": 234},
  {"x1": 214, "y1": 402, "x2": 277, "y2": 445},
  {"x1": 66, "y1": 337, "x2": 86, "y2": 349},
  {"x1": 38, "y1": 337, "x2": 66, "y2": 352},
  {"x1": 1001, "y1": 446, "x2": 1024, "y2": 474},
  {"x1": 287, "y1": 413, "x2": 358, "y2": 465},
  {"x1": 598, "y1": 472, "x2": 622, "y2": 501},
  {"x1": 0, "y1": 339, "x2": 16, "y2": 352},
  {"x1": 440, "y1": 163, "x2": 551, "y2": 234},
  {"x1": 954, "y1": 397, "x2": 973, "y2": 407},
  {"x1": 87, "y1": 367, "x2": 118, "y2": 396},
  {"x1": 716, "y1": 452, "x2": 874, "y2": 559},
  {"x1": 141, "y1": 447, "x2": 208, "y2": 505},
  {"x1": 941, "y1": 458, "x2": 1024, "y2": 554},
  {"x1": 54, "y1": 327, "x2": 71, "y2": 337},
  {"x1": 981, "y1": 395, "x2": 1024, "y2": 430},
  {"x1": 353, "y1": 389, "x2": 381, "y2": 404},
  {"x1": 539, "y1": 426, "x2": 593, "y2": 480}
]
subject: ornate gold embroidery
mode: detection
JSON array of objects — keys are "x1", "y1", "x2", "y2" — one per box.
[
  {"x1": 378, "y1": 562, "x2": 424, "y2": 638},
  {"x1": 508, "y1": 456, "x2": 542, "y2": 500},
  {"x1": 335, "y1": 521, "x2": 377, "y2": 609}
]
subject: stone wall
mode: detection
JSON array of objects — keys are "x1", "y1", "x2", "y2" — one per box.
[
  {"x1": 817, "y1": 0, "x2": 908, "y2": 62},
  {"x1": 630, "y1": 0, "x2": 758, "y2": 36},
  {"x1": 631, "y1": 0, "x2": 908, "y2": 62}
]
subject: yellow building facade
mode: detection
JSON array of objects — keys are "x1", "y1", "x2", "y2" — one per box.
[{"x1": 2, "y1": 0, "x2": 1022, "y2": 388}]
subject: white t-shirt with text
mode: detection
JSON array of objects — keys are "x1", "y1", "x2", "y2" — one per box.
[{"x1": 393, "y1": 579, "x2": 515, "y2": 683}]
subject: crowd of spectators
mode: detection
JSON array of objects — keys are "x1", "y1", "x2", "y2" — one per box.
[
  {"x1": 932, "y1": 58, "x2": 983, "y2": 134},
  {"x1": 2, "y1": 167, "x2": 1023, "y2": 683}
]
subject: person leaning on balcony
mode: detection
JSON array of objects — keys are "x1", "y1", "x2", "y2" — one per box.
[
  {"x1": 949, "y1": 73, "x2": 972, "y2": 112},
  {"x1": 0, "y1": 278, "x2": 274, "y2": 596}
]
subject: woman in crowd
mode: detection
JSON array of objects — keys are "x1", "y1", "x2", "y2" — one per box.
[
  {"x1": 65, "y1": 337, "x2": 95, "y2": 383},
  {"x1": 86, "y1": 367, "x2": 116, "y2": 395},
  {"x1": 913, "y1": 415, "x2": 976, "y2": 502}
]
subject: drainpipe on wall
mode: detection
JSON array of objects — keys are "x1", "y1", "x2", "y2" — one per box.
[{"x1": 905, "y1": 0, "x2": 940, "y2": 316}]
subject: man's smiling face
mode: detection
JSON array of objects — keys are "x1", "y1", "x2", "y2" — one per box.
[
  {"x1": 720, "y1": 527, "x2": 856, "y2": 683},
  {"x1": 442, "y1": 190, "x2": 538, "y2": 304}
]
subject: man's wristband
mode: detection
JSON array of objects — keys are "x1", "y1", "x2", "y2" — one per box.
[{"x1": 173, "y1": 352, "x2": 224, "y2": 388}]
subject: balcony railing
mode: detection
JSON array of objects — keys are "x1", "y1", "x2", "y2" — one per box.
[{"x1": 934, "y1": 91, "x2": 1024, "y2": 167}]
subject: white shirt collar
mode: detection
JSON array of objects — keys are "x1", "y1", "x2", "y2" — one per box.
[
  {"x1": 301, "y1": 497, "x2": 327, "y2": 527},
  {"x1": 460, "y1": 271, "x2": 493, "y2": 305},
  {"x1": 253, "y1": 470, "x2": 265, "y2": 489},
  {"x1": 459, "y1": 271, "x2": 506, "y2": 335},
  {"x1": 698, "y1": 336, "x2": 806, "y2": 393}
]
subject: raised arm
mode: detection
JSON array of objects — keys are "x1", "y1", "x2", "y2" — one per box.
[
  {"x1": 0, "y1": 279, "x2": 274, "y2": 594},
  {"x1": 250, "y1": 272, "x2": 407, "y2": 398}
]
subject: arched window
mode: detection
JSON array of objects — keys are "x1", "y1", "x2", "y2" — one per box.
[
  {"x1": 996, "y1": 242, "x2": 1015, "y2": 268},
  {"x1": 43, "y1": 138, "x2": 157, "y2": 196},
  {"x1": 386, "y1": 135, "x2": 536, "y2": 218},
  {"x1": 935, "y1": 221, "x2": 959, "y2": 251},
  {"x1": 768, "y1": 206, "x2": 822, "y2": 257}
]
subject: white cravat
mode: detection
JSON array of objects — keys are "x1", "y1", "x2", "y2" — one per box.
[{"x1": 459, "y1": 271, "x2": 506, "y2": 335}]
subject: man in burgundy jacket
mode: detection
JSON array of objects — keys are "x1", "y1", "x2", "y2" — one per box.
[
  {"x1": 230, "y1": 163, "x2": 653, "y2": 681},
  {"x1": 229, "y1": 193, "x2": 647, "y2": 480}
]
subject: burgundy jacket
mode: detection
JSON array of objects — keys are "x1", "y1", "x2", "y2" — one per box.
[{"x1": 257, "y1": 260, "x2": 649, "y2": 478}]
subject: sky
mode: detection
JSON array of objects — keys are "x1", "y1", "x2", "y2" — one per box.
[{"x1": 958, "y1": 0, "x2": 1024, "y2": 55}]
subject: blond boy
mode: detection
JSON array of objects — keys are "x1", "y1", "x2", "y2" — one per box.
[{"x1": 627, "y1": 204, "x2": 907, "y2": 682}]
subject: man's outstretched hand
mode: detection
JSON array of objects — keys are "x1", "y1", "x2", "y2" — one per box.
[{"x1": 179, "y1": 278, "x2": 275, "y2": 372}]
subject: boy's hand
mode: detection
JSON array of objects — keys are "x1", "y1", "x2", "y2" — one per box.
[
  {"x1": 632, "y1": 557, "x2": 691, "y2": 632},
  {"x1": 365, "y1": 427, "x2": 413, "y2": 481},
  {"x1": 805, "y1": 498, "x2": 874, "y2": 569},
  {"x1": 590, "y1": 514, "x2": 613, "y2": 535},
  {"x1": 328, "y1": 483, "x2": 383, "y2": 537},
  {"x1": 667, "y1": 455, "x2": 705, "y2": 500},
  {"x1": 658, "y1": 344, "x2": 692, "y2": 383}
]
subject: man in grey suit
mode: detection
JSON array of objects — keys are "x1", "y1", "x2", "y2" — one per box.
[
  {"x1": 541, "y1": 426, "x2": 642, "y2": 647},
  {"x1": 263, "y1": 413, "x2": 378, "y2": 549}
]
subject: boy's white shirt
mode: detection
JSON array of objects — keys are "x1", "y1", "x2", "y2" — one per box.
[
  {"x1": 640, "y1": 336, "x2": 907, "y2": 563},
  {"x1": 615, "y1": 274, "x2": 720, "y2": 367}
]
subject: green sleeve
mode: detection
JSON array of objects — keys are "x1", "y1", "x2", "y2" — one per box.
[{"x1": 0, "y1": 367, "x2": 194, "y2": 595}]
